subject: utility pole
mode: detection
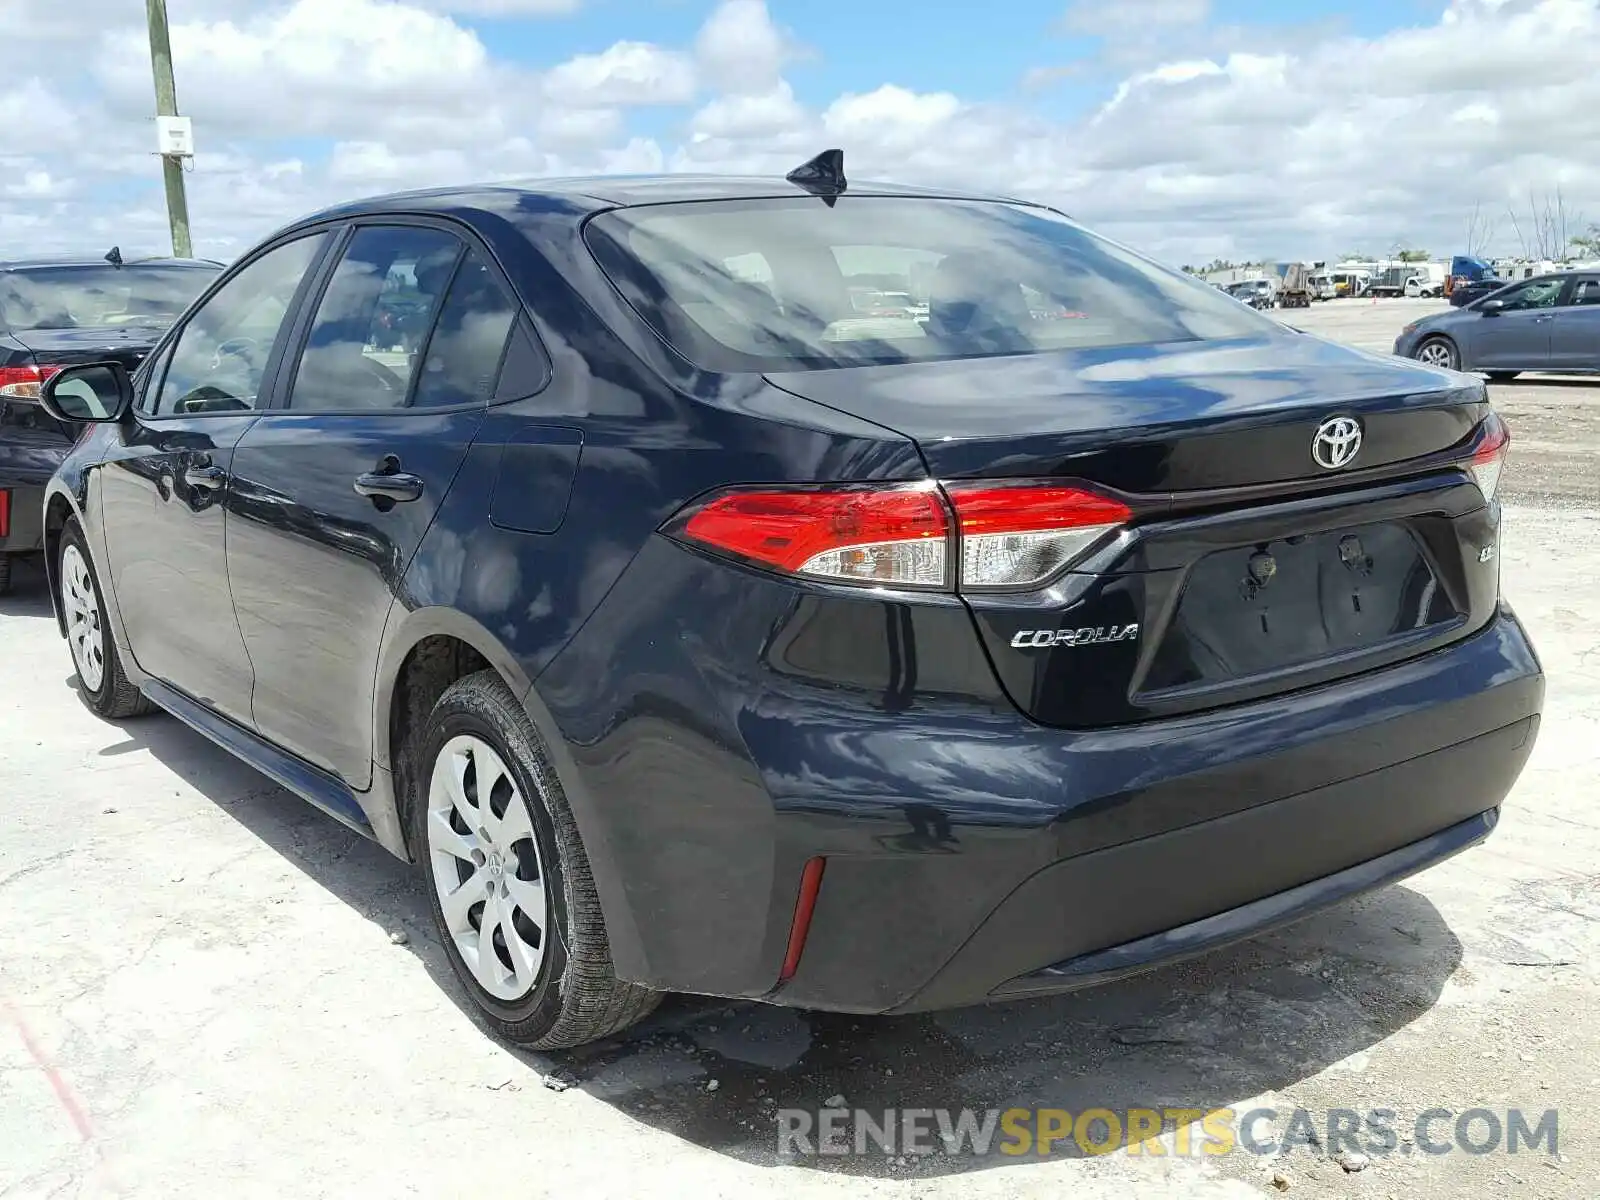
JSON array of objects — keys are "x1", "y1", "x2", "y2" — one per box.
[{"x1": 146, "y1": 0, "x2": 193, "y2": 258}]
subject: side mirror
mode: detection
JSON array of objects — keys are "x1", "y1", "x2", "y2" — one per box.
[
  {"x1": 39, "y1": 362, "x2": 132, "y2": 423},
  {"x1": 1478, "y1": 299, "x2": 1505, "y2": 316}
]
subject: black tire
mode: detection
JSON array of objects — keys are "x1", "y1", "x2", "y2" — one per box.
[
  {"x1": 1416, "y1": 336, "x2": 1460, "y2": 372},
  {"x1": 0, "y1": 554, "x2": 11, "y2": 597},
  {"x1": 409, "y1": 670, "x2": 659, "y2": 1049},
  {"x1": 58, "y1": 522, "x2": 154, "y2": 720},
  {"x1": 1486, "y1": 371, "x2": 1520, "y2": 383}
]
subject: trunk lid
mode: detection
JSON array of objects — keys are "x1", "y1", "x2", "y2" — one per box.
[
  {"x1": 765, "y1": 332, "x2": 1501, "y2": 728},
  {"x1": 12, "y1": 323, "x2": 166, "y2": 371},
  {"x1": 764, "y1": 332, "x2": 1485, "y2": 488}
]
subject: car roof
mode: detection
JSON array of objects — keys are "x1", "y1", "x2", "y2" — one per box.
[
  {"x1": 298, "y1": 174, "x2": 1031, "y2": 224},
  {"x1": 0, "y1": 257, "x2": 223, "y2": 271}
]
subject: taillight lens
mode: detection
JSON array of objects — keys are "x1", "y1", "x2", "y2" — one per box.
[
  {"x1": 1466, "y1": 415, "x2": 1509, "y2": 502},
  {"x1": 0, "y1": 488, "x2": 9, "y2": 539},
  {"x1": 0, "y1": 363, "x2": 62, "y2": 400},
  {"x1": 678, "y1": 484, "x2": 950, "y2": 588},
  {"x1": 670, "y1": 480, "x2": 1131, "y2": 591},
  {"x1": 945, "y1": 482, "x2": 1132, "y2": 590}
]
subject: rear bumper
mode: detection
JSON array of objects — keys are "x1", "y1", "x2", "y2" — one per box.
[
  {"x1": 769, "y1": 608, "x2": 1541, "y2": 1014},
  {"x1": 538, "y1": 531, "x2": 1542, "y2": 1011},
  {"x1": 988, "y1": 809, "x2": 1495, "y2": 1004}
]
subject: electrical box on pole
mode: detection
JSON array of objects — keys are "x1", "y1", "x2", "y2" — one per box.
[{"x1": 156, "y1": 116, "x2": 194, "y2": 158}]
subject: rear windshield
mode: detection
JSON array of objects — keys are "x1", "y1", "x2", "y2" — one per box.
[
  {"x1": 0, "y1": 264, "x2": 220, "y2": 332},
  {"x1": 584, "y1": 197, "x2": 1275, "y2": 372}
]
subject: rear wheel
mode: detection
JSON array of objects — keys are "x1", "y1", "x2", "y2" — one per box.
[
  {"x1": 0, "y1": 554, "x2": 11, "y2": 597},
  {"x1": 410, "y1": 670, "x2": 659, "y2": 1049},
  {"x1": 58, "y1": 522, "x2": 153, "y2": 719},
  {"x1": 1415, "y1": 337, "x2": 1459, "y2": 371}
]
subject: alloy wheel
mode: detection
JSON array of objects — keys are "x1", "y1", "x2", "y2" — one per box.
[
  {"x1": 60, "y1": 544, "x2": 105, "y2": 692},
  {"x1": 426, "y1": 734, "x2": 549, "y2": 1000},
  {"x1": 1417, "y1": 341, "x2": 1455, "y2": 369}
]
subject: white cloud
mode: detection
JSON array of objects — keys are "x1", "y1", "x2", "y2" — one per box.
[
  {"x1": 694, "y1": 0, "x2": 795, "y2": 94},
  {"x1": 691, "y1": 82, "x2": 807, "y2": 141},
  {"x1": 541, "y1": 40, "x2": 697, "y2": 107},
  {"x1": 4, "y1": 170, "x2": 73, "y2": 200},
  {"x1": 95, "y1": 0, "x2": 510, "y2": 142}
]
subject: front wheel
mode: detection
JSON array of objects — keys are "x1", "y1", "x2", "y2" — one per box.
[
  {"x1": 1415, "y1": 337, "x2": 1459, "y2": 371},
  {"x1": 411, "y1": 670, "x2": 659, "y2": 1049},
  {"x1": 58, "y1": 523, "x2": 153, "y2": 719}
]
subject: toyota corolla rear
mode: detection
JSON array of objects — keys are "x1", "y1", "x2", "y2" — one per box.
[{"x1": 554, "y1": 192, "x2": 1543, "y2": 1014}]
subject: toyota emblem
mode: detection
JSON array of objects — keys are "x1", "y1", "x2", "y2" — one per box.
[{"x1": 1311, "y1": 416, "x2": 1363, "y2": 470}]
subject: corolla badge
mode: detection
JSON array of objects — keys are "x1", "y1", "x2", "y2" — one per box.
[
  {"x1": 1311, "y1": 416, "x2": 1363, "y2": 470},
  {"x1": 1011, "y1": 625, "x2": 1139, "y2": 649}
]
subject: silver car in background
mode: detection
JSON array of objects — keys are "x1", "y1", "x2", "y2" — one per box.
[{"x1": 1393, "y1": 271, "x2": 1600, "y2": 380}]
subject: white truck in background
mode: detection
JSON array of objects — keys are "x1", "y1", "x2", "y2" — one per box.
[{"x1": 1402, "y1": 263, "x2": 1448, "y2": 298}]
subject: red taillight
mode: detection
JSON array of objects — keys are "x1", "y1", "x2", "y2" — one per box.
[
  {"x1": 679, "y1": 484, "x2": 950, "y2": 588},
  {"x1": 0, "y1": 489, "x2": 9, "y2": 539},
  {"x1": 1466, "y1": 415, "x2": 1510, "y2": 502},
  {"x1": 0, "y1": 363, "x2": 62, "y2": 400},
  {"x1": 670, "y1": 479, "x2": 1131, "y2": 591}
]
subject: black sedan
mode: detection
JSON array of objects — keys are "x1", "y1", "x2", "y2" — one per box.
[
  {"x1": 38, "y1": 156, "x2": 1539, "y2": 1049},
  {"x1": 0, "y1": 253, "x2": 221, "y2": 592}
]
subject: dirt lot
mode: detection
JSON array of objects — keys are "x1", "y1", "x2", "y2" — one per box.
[{"x1": 2, "y1": 299, "x2": 1598, "y2": 1199}]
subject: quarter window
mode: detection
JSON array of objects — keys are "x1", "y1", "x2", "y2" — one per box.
[{"x1": 411, "y1": 250, "x2": 519, "y2": 409}]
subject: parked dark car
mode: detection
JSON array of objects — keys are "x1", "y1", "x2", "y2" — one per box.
[
  {"x1": 0, "y1": 254, "x2": 221, "y2": 592},
  {"x1": 1395, "y1": 272, "x2": 1600, "y2": 378},
  {"x1": 1225, "y1": 278, "x2": 1276, "y2": 309},
  {"x1": 1449, "y1": 275, "x2": 1513, "y2": 308},
  {"x1": 38, "y1": 156, "x2": 1541, "y2": 1050}
]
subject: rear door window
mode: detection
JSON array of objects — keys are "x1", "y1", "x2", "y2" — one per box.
[
  {"x1": 288, "y1": 226, "x2": 462, "y2": 412},
  {"x1": 585, "y1": 197, "x2": 1274, "y2": 372},
  {"x1": 1567, "y1": 278, "x2": 1600, "y2": 306}
]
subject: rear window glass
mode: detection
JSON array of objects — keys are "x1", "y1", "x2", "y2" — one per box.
[
  {"x1": 0, "y1": 264, "x2": 219, "y2": 332},
  {"x1": 584, "y1": 197, "x2": 1274, "y2": 372}
]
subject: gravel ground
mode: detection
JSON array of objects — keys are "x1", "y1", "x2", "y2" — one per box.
[{"x1": 2, "y1": 298, "x2": 1597, "y2": 1199}]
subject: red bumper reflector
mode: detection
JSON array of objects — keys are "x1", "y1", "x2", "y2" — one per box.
[
  {"x1": 0, "y1": 488, "x2": 9, "y2": 539},
  {"x1": 778, "y1": 857, "x2": 827, "y2": 983}
]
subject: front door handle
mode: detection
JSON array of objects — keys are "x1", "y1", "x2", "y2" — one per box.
[
  {"x1": 184, "y1": 464, "x2": 226, "y2": 490},
  {"x1": 354, "y1": 468, "x2": 424, "y2": 503}
]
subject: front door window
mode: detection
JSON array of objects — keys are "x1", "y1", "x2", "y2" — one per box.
[{"x1": 148, "y1": 234, "x2": 327, "y2": 416}]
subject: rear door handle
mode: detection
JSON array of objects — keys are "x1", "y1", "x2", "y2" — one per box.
[
  {"x1": 184, "y1": 464, "x2": 226, "y2": 490},
  {"x1": 354, "y1": 469, "x2": 424, "y2": 503}
]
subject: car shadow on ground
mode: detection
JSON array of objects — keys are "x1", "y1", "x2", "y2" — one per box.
[
  {"x1": 102, "y1": 704, "x2": 1463, "y2": 1179},
  {"x1": 0, "y1": 556, "x2": 54, "y2": 620}
]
